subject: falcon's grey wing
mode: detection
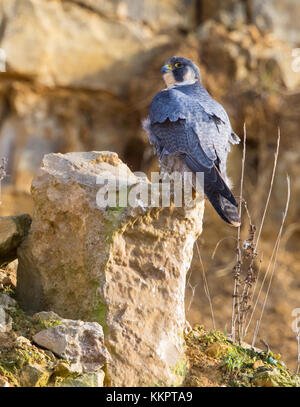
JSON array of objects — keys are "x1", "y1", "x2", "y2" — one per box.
[
  {"x1": 182, "y1": 86, "x2": 241, "y2": 148},
  {"x1": 149, "y1": 87, "x2": 237, "y2": 165}
]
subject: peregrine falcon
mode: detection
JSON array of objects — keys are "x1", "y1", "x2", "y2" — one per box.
[{"x1": 144, "y1": 56, "x2": 241, "y2": 226}]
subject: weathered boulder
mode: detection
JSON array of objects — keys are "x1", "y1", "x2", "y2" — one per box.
[
  {"x1": 17, "y1": 151, "x2": 204, "y2": 386},
  {"x1": 32, "y1": 312, "x2": 110, "y2": 374},
  {"x1": 0, "y1": 214, "x2": 31, "y2": 266}
]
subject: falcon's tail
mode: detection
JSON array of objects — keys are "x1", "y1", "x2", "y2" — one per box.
[
  {"x1": 184, "y1": 155, "x2": 241, "y2": 227},
  {"x1": 206, "y1": 189, "x2": 241, "y2": 227}
]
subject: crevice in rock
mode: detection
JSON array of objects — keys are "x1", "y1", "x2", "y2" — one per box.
[{"x1": 61, "y1": 0, "x2": 108, "y2": 19}]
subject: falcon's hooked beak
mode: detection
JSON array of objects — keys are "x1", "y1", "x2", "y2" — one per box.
[
  {"x1": 161, "y1": 64, "x2": 175, "y2": 87},
  {"x1": 161, "y1": 64, "x2": 172, "y2": 74}
]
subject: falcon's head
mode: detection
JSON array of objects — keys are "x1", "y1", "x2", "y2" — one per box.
[{"x1": 161, "y1": 56, "x2": 201, "y2": 88}]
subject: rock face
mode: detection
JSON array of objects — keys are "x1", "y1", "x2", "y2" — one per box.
[
  {"x1": 0, "y1": 0, "x2": 196, "y2": 203},
  {"x1": 252, "y1": 0, "x2": 300, "y2": 46},
  {"x1": 0, "y1": 293, "x2": 16, "y2": 333},
  {"x1": 32, "y1": 312, "x2": 110, "y2": 374},
  {"x1": 0, "y1": 215, "x2": 32, "y2": 265},
  {"x1": 0, "y1": 0, "x2": 195, "y2": 91},
  {"x1": 17, "y1": 151, "x2": 204, "y2": 386}
]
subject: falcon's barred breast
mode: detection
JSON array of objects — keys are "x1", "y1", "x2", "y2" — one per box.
[{"x1": 144, "y1": 56, "x2": 241, "y2": 226}]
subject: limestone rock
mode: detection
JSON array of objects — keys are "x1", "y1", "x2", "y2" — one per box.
[
  {"x1": 0, "y1": 293, "x2": 15, "y2": 333},
  {"x1": 0, "y1": 270, "x2": 6, "y2": 283},
  {"x1": 0, "y1": 214, "x2": 32, "y2": 265},
  {"x1": 54, "y1": 361, "x2": 79, "y2": 378},
  {"x1": 15, "y1": 336, "x2": 32, "y2": 347},
  {"x1": 0, "y1": 306, "x2": 13, "y2": 333},
  {"x1": 58, "y1": 371, "x2": 105, "y2": 387},
  {"x1": 33, "y1": 311, "x2": 63, "y2": 324},
  {"x1": 0, "y1": 260, "x2": 17, "y2": 288},
  {"x1": 32, "y1": 314, "x2": 111, "y2": 373},
  {"x1": 53, "y1": 360, "x2": 105, "y2": 387},
  {"x1": 0, "y1": 293, "x2": 16, "y2": 309},
  {"x1": 17, "y1": 151, "x2": 204, "y2": 386},
  {"x1": 0, "y1": 377, "x2": 9, "y2": 387},
  {"x1": 252, "y1": 368, "x2": 281, "y2": 387},
  {"x1": 20, "y1": 364, "x2": 51, "y2": 387}
]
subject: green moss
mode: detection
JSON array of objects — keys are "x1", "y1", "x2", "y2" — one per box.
[
  {"x1": 6, "y1": 306, "x2": 36, "y2": 336},
  {"x1": 102, "y1": 186, "x2": 131, "y2": 243},
  {"x1": 103, "y1": 206, "x2": 124, "y2": 243},
  {"x1": 222, "y1": 348, "x2": 248, "y2": 373},
  {"x1": 56, "y1": 371, "x2": 103, "y2": 387},
  {"x1": 1, "y1": 285, "x2": 15, "y2": 295},
  {"x1": 0, "y1": 303, "x2": 61, "y2": 387},
  {"x1": 89, "y1": 279, "x2": 99, "y2": 288},
  {"x1": 33, "y1": 370, "x2": 51, "y2": 387},
  {"x1": 20, "y1": 364, "x2": 52, "y2": 387},
  {"x1": 92, "y1": 300, "x2": 108, "y2": 336},
  {"x1": 0, "y1": 364, "x2": 19, "y2": 387},
  {"x1": 198, "y1": 329, "x2": 227, "y2": 345},
  {"x1": 6, "y1": 306, "x2": 61, "y2": 337},
  {"x1": 172, "y1": 358, "x2": 188, "y2": 384},
  {"x1": 148, "y1": 356, "x2": 188, "y2": 387},
  {"x1": 36, "y1": 317, "x2": 62, "y2": 331},
  {"x1": 52, "y1": 360, "x2": 80, "y2": 387},
  {"x1": 220, "y1": 339, "x2": 299, "y2": 386},
  {"x1": 0, "y1": 342, "x2": 55, "y2": 387},
  {"x1": 185, "y1": 326, "x2": 300, "y2": 387}
]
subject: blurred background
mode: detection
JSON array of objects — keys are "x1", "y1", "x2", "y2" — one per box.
[{"x1": 0, "y1": 0, "x2": 300, "y2": 369}]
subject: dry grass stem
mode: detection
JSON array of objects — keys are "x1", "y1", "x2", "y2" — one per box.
[
  {"x1": 196, "y1": 240, "x2": 216, "y2": 330},
  {"x1": 231, "y1": 123, "x2": 246, "y2": 342},
  {"x1": 251, "y1": 175, "x2": 290, "y2": 346}
]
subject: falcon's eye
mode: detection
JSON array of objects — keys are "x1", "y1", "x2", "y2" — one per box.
[{"x1": 174, "y1": 62, "x2": 183, "y2": 68}]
